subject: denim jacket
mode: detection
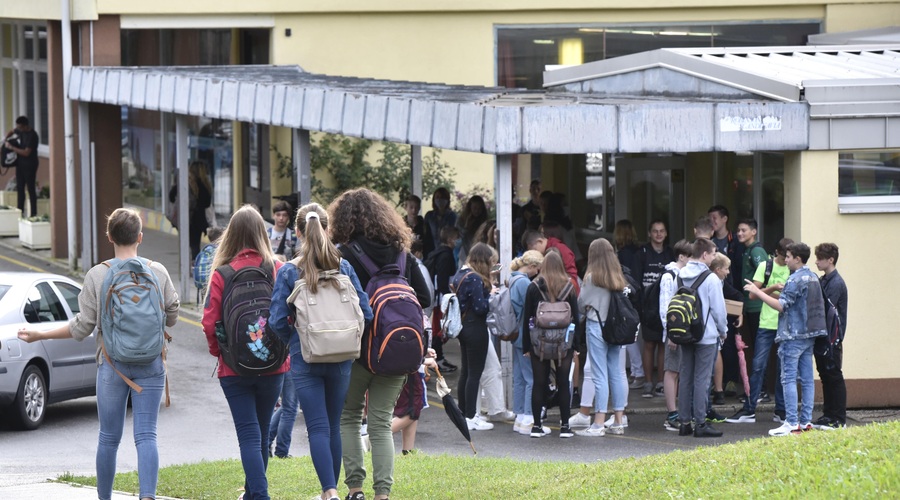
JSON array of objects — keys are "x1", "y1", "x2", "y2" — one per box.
[{"x1": 776, "y1": 266, "x2": 826, "y2": 343}]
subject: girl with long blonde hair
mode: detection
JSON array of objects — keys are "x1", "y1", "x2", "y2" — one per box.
[
  {"x1": 508, "y1": 250, "x2": 546, "y2": 435},
  {"x1": 521, "y1": 250, "x2": 580, "y2": 438},
  {"x1": 201, "y1": 205, "x2": 288, "y2": 500}
]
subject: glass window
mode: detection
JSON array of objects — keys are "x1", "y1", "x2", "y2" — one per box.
[
  {"x1": 839, "y1": 151, "x2": 900, "y2": 197},
  {"x1": 55, "y1": 282, "x2": 80, "y2": 315},
  {"x1": 0, "y1": 21, "x2": 49, "y2": 147},
  {"x1": 24, "y1": 282, "x2": 66, "y2": 323}
]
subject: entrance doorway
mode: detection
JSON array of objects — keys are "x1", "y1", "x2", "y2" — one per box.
[{"x1": 615, "y1": 156, "x2": 687, "y2": 242}]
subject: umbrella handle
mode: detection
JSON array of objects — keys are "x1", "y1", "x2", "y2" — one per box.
[{"x1": 469, "y1": 441, "x2": 477, "y2": 455}]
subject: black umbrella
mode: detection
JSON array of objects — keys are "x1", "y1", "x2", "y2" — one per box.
[{"x1": 432, "y1": 366, "x2": 476, "y2": 455}]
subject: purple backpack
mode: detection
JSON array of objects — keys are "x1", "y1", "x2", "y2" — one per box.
[{"x1": 348, "y1": 242, "x2": 425, "y2": 376}]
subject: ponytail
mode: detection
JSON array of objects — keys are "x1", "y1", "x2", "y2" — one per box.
[{"x1": 295, "y1": 203, "x2": 342, "y2": 294}]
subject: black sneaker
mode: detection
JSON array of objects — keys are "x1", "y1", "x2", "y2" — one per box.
[
  {"x1": 706, "y1": 409, "x2": 726, "y2": 423},
  {"x1": 725, "y1": 409, "x2": 756, "y2": 423},
  {"x1": 345, "y1": 492, "x2": 366, "y2": 500},
  {"x1": 437, "y1": 358, "x2": 458, "y2": 373},
  {"x1": 678, "y1": 423, "x2": 693, "y2": 436},
  {"x1": 694, "y1": 423, "x2": 723, "y2": 438},
  {"x1": 773, "y1": 409, "x2": 786, "y2": 423},
  {"x1": 712, "y1": 391, "x2": 725, "y2": 405},
  {"x1": 758, "y1": 390, "x2": 772, "y2": 403},
  {"x1": 530, "y1": 425, "x2": 544, "y2": 438},
  {"x1": 559, "y1": 425, "x2": 574, "y2": 438}
]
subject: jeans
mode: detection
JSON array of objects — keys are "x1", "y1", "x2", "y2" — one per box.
[
  {"x1": 96, "y1": 355, "x2": 165, "y2": 500},
  {"x1": 585, "y1": 320, "x2": 627, "y2": 413},
  {"x1": 744, "y1": 329, "x2": 785, "y2": 413},
  {"x1": 512, "y1": 343, "x2": 534, "y2": 416},
  {"x1": 457, "y1": 317, "x2": 489, "y2": 419},
  {"x1": 678, "y1": 343, "x2": 717, "y2": 425},
  {"x1": 220, "y1": 373, "x2": 285, "y2": 500},
  {"x1": 341, "y1": 362, "x2": 405, "y2": 497},
  {"x1": 625, "y1": 340, "x2": 644, "y2": 378},
  {"x1": 778, "y1": 338, "x2": 815, "y2": 426},
  {"x1": 814, "y1": 341, "x2": 846, "y2": 423},
  {"x1": 267, "y1": 374, "x2": 298, "y2": 458},
  {"x1": 292, "y1": 355, "x2": 352, "y2": 493}
]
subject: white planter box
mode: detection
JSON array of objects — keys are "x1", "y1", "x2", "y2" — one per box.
[
  {"x1": 19, "y1": 219, "x2": 51, "y2": 250},
  {"x1": 0, "y1": 208, "x2": 21, "y2": 236},
  {"x1": 0, "y1": 191, "x2": 16, "y2": 208},
  {"x1": 0, "y1": 193, "x2": 49, "y2": 217}
]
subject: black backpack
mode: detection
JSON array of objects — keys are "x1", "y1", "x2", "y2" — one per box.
[
  {"x1": 216, "y1": 262, "x2": 287, "y2": 376},
  {"x1": 666, "y1": 270, "x2": 712, "y2": 345},
  {"x1": 601, "y1": 286, "x2": 642, "y2": 346},
  {"x1": 641, "y1": 269, "x2": 676, "y2": 332}
]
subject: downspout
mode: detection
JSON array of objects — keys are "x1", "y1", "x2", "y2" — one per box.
[{"x1": 61, "y1": 0, "x2": 77, "y2": 269}]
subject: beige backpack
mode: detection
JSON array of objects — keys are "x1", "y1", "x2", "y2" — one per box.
[{"x1": 288, "y1": 269, "x2": 365, "y2": 363}]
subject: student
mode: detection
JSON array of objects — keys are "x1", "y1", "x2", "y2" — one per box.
[
  {"x1": 522, "y1": 251, "x2": 580, "y2": 438},
  {"x1": 813, "y1": 242, "x2": 848, "y2": 430},
  {"x1": 268, "y1": 203, "x2": 371, "y2": 500},
  {"x1": 508, "y1": 251, "x2": 546, "y2": 435},
  {"x1": 169, "y1": 160, "x2": 213, "y2": 261},
  {"x1": 659, "y1": 239, "x2": 693, "y2": 431},
  {"x1": 423, "y1": 187, "x2": 457, "y2": 258},
  {"x1": 676, "y1": 238, "x2": 727, "y2": 438},
  {"x1": 267, "y1": 200, "x2": 298, "y2": 261},
  {"x1": 328, "y1": 188, "x2": 432, "y2": 500},
  {"x1": 18, "y1": 208, "x2": 179, "y2": 500},
  {"x1": 693, "y1": 216, "x2": 714, "y2": 239},
  {"x1": 202, "y1": 205, "x2": 289, "y2": 500},
  {"x1": 613, "y1": 219, "x2": 644, "y2": 390},
  {"x1": 4, "y1": 116, "x2": 40, "y2": 217},
  {"x1": 708, "y1": 205, "x2": 743, "y2": 287},
  {"x1": 575, "y1": 238, "x2": 629, "y2": 437},
  {"x1": 521, "y1": 179, "x2": 543, "y2": 229},
  {"x1": 521, "y1": 229, "x2": 579, "y2": 286},
  {"x1": 706, "y1": 253, "x2": 741, "y2": 423},
  {"x1": 449, "y1": 243, "x2": 498, "y2": 431},
  {"x1": 424, "y1": 225, "x2": 461, "y2": 373},
  {"x1": 457, "y1": 195, "x2": 488, "y2": 263},
  {"x1": 634, "y1": 220, "x2": 675, "y2": 398},
  {"x1": 744, "y1": 242, "x2": 827, "y2": 436},
  {"x1": 736, "y1": 219, "x2": 769, "y2": 357},
  {"x1": 403, "y1": 194, "x2": 426, "y2": 243},
  {"x1": 726, "y1": 238, "x2": 793, "y2": 425}
]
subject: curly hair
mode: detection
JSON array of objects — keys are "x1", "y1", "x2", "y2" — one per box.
[{"x1": 328, "y1": 188, "x2": 412, "y2": 250}]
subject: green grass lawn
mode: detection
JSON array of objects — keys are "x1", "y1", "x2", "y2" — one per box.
[{"x1": 63, "y1": 421, "x2": 900, "y2": 499}]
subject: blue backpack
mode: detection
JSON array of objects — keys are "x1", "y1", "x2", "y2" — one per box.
[
  {"x1": 193, "y1": 243, "x2": 217, "y2": 290},
  {"x1": 99, "y1": 258, "x2": 167, "y2": 364}
]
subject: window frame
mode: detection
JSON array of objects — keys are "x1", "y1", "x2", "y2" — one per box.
[{"x1": 0, "y1": 21, "x2": 50, "y2": 154}]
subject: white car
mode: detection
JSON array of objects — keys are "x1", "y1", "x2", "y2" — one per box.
[{"x1": 0, "y1": 272, "x2": 95, "y2": 430}]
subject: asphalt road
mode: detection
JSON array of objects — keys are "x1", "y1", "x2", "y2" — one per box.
[{"x1": 0, "y1": 244, "x2": 799, "y2": 489}]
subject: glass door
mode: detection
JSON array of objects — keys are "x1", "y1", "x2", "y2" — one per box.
[{"x1": 614, "y1": 156, "x2": 686, "y2": 243}]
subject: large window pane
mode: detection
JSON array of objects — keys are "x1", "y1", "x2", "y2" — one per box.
[{"x1": 839, "y1": 151, "x2": 900, "y2": 197}]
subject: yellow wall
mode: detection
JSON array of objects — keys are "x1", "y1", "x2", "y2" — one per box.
[{"x1": 786, "y1": 150, "x2": 900, "y2": 380}]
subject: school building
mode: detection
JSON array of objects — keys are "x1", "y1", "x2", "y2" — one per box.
[{"x1": 1, "y1": 1, "x2": 899, "y2": 407}]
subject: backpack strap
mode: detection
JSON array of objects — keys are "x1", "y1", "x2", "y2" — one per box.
[
  {"x1": 556, "y1": 281, "x2": 574, "y2": 302},
  {"x1": 762, "y1": 258, "x2": 774, "y2": 288},
  {"x1": 347, "y1": 241, "x2": 381, "y2": 278},
  {"x1": 450, "y1": 271, "x2": 476, "y2": 294}
]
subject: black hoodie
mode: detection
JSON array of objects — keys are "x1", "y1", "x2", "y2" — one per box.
[
  {"x1": 340, "y1": 237, "x2": 432, "y2": 309},
  {"x1": 423, "y1": 245, "x2": 456, "y2": 295}
]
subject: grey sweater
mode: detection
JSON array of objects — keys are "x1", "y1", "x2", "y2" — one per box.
[
  {"x1": 578, "y1": 275, "x2": 612, "y2": 322},
  {"x1": 68, "y1": 259, "x2": 180, "y2": 362}
]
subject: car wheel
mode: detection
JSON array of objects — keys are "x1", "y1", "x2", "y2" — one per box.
[{"x1": 13, "y1": 365, "x2": 46, "y2": 430}]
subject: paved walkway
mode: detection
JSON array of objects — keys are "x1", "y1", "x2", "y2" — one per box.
[{"x1": 0, "y1": 482, "x2": 179, "y2": 499}]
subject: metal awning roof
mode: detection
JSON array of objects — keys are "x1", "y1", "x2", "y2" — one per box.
[
  {"x1": 66, "y1": 64, "x2": 808, "y2": 154},
  {"x1": 809, "y1": 27, "x2": 900, "y2": 46},
  {"x1": 543, "y1": 45, "x2": 900, "y2": 106}
]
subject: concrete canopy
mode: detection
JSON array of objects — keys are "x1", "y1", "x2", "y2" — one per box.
[{"x1": 66, "y1": 64, "x2": 807, "y2": 154}]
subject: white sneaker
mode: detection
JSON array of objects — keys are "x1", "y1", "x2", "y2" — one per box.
[
  {"x1": 606, "y1": 423, "x2": 626, "y2": 435},
  {"x1": 575, "y1": 426, "x2": 606, "y2": 437},
  {"x1": 568, "y1": 412, "x2": 592, "y2": 428},
  {"x1": 467, "y1": 417, "x2": 494, "y2": 431},
  {"x1": 768, "y1": 422, "x2": 796, "y2": 437},
  {"x1": 488, "y1": 410, "x2": 516, "y2": 422},
  {"x1": 604, "y1": 415, "x2": 628, "y2": 428}
]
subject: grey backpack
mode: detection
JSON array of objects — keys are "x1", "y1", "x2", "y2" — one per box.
[
  {"x1": 487, "y1": 274, "x2": 525, "y2": 341},
  {"x1": 99, "y1": 258, "x2": 166, "y2": 364},
  {"x1": 529, "y1": 281, "x2": 575, "y2": 361},
  {"x1": 288, "y1": 268, "x2": 365, "y2": 363}
]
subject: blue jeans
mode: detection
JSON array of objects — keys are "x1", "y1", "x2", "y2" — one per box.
[
  {"x1": 512, "y1": 343, "x2": 534, "y2": 416},
  {"x1": 585, "y1": 319, "x2": 627, "y2": 413},
  {"x1": 744, "y1": 328, "x2": 784, "y2": 413},
  {"x1": 96, "y1": 355, "x2": 165, "y2": 500},
  {"x1": 292, "y1": 355, "x2": 352, "y2": 493},
  {"x1": 267, "y1": 374, "x2": 298, "y2": 457},
  {"x1": 778, "y1": 338, "x2": 815, "y2": 426},
  {"x1": 220, "y1": 373, "x2": 285, "y2": 500}
]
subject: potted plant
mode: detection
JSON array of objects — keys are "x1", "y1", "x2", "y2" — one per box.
[
  {"x1": 0, "y1": 204, "x2": 20, "y2": 236},
  {"x1": 19, "y1": 214, "x2": 51, "y2": 250}
]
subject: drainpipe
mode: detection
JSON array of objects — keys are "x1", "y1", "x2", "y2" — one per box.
[{"x1": 61, "y1": 0, "x2": 76, "y2": 270}]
